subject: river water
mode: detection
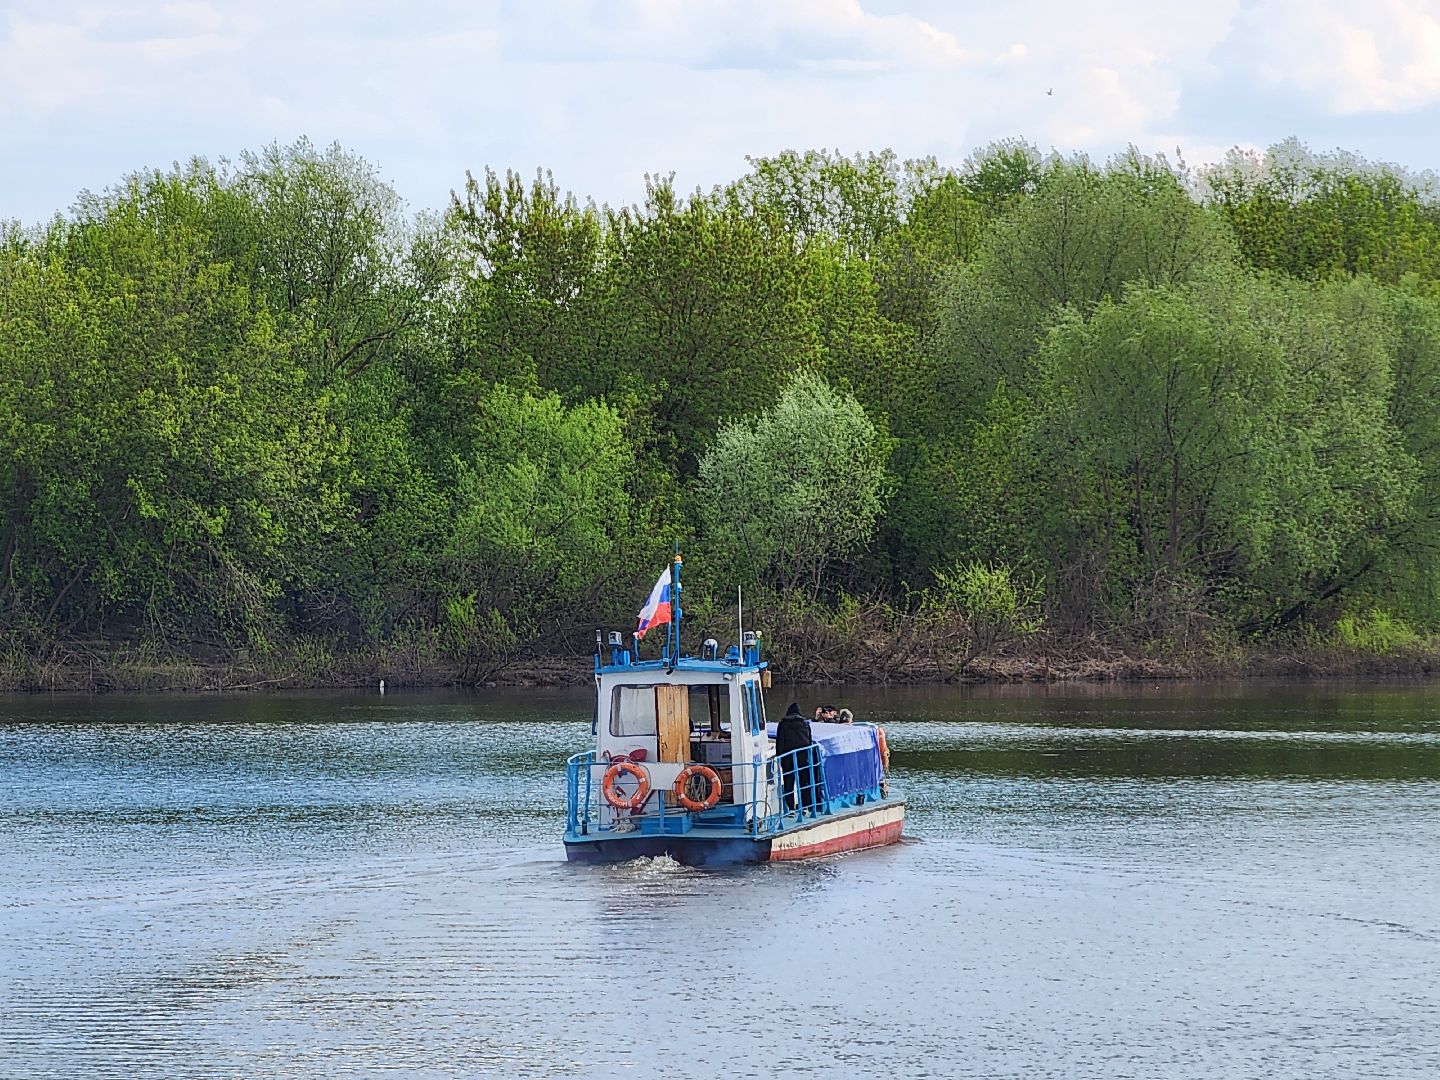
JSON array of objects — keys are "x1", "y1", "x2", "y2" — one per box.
[{"x1": 2, "y1": 681, "x2": 1438, "y2": 1078}]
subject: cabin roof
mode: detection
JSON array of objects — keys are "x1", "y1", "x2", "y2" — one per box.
[{"x1": 596, "y1": 656, "x2": 766, "y2": 679}]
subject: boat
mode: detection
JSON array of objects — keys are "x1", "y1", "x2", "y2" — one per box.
[{"x1": 563, "y1": 558, "x2": 904, "y2": 865}]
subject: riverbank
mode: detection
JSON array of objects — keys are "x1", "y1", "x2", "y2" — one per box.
[{"x1": 4, "y1": 636, "x2": 1439, "y2": 692}]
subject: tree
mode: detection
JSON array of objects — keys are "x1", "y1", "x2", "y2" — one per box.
[
  {"x1": 1029, "y1": 271, "x2": 1416, "y2": 636},
  {"x1": 445, "y1": 386, "x2": 657, "y2": 661},
  {"x1": 446, "y1": 167, "x2": 603, "y2": 394},
  {"x1": 2, "y1": 171, "x2": 338, "y2": 644},
  {"x1": 695, "y1": 371, "x2": 890, "y2": 597},
  {"x1": 725, "y1": 149, "x2": 905, "y2": 257},
  {"x1": 932, "y1": 152, "x2": 1238, "y2": 412},
  {"x1": 1204, "y1": 139, "x2": 1440, "y2": 283},
  {"x1": 1372, "y1": 285, "x2": 1440, "y2": 620},
  {"x1": 873, "y1": 171, "x2": 988, "y2": 332},
  {"x1": 590, "y1": 179, "x2": 820, "y2": 470},
  {"x1": 223, "y1": 138, "x2": 445, "y2": 386}
]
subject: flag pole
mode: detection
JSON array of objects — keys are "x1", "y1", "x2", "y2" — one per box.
[{"x1": 670, "y1": 546, "x2": 683, "y2": 662}]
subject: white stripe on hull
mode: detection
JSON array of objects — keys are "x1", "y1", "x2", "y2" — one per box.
[{"x1": 767, "y1": 801, "x2": 905, "y2": 860}]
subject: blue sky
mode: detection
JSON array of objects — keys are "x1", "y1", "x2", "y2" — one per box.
[{"x1": 4, "y1": 0, "x2": 1440, "y2": 224}]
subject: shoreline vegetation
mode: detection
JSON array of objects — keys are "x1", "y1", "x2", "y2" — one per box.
[
  {"x1": 5, "y1": 633, "x2": 1440, "y2": 692},
  {"x1": 7, "y1": 650, "x2": 1440, "y2": 694},
  {"x1": 8, "y1": 137, "x2": 1440, "y2": 692}
]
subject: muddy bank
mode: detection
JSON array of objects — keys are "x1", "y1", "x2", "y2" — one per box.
[{"x1": 3, "y1": 638, "x2": 1440, "y2": 693}]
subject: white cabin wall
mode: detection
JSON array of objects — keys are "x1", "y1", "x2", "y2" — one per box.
[
  {"x1": 731, "y1": 676, "x2": 776, "y2": 818},
  {"x1": 594, "y1": 669, "x2": 776, "y2": 817},
  {"x1": 596, "y1": 670, "x2": 753, "y2": 761}
]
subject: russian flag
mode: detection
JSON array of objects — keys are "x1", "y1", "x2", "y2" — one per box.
[{"x1": 635, "y1": 566, "x2": 673, "y2": 639}]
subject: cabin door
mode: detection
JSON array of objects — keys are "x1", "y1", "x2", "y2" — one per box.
[{"x1": 655, "y1": 685, "x2": 690, "y2": 763}]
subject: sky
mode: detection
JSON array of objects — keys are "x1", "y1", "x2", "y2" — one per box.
[{"x1": 4, "y1": 0, "x2": 1440, "y2": 224}]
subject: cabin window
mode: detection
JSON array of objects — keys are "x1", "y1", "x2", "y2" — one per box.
[
  {"x1": 688, "y1": 684, "x2": 730, "y2": 734},
  {"x1": 741, "y1": 681, "x2": 765, "y2": 735},
  {"x1": 610, "y1": 686, "x2": 658, "y2": 737}
]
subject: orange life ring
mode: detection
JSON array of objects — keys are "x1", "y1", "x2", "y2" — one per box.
[
  {"x1": 602, "y1": 760, "x2": 651, "y2": 811},
  {"x1": 876, "y1": 726, "x2": 890, "y2": 772},
  {"x1": 672, "y1": 764, "x2": 722, "y2": 812}
]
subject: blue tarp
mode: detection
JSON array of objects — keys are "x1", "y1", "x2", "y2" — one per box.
[{"x1": 766, "y1": 721, "x2": 883, "y2": 799}]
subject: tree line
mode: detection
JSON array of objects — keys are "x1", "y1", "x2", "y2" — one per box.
[{"x1": 4, "y1": 136, "x2": 1440, "y2": 679}]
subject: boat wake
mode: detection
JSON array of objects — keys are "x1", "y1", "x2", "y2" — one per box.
[{"x1": 606, "y1": 853, "x2": 692, "y2": 876}]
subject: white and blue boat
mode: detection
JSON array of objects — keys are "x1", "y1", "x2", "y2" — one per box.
[{"x1": 564, "y1": 558, "x2": 904, "y2": 865}]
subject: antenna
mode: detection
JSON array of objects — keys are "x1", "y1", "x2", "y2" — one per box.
[{"x1": 737, "y1": 584, "x2": 743, "y2": 659}]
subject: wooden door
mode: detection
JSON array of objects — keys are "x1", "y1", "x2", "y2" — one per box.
[{"x1": 655, "y1": 685, "x2": 690, "y2": 763}]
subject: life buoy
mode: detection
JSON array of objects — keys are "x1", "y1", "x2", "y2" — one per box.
[
  {"x1": 672, "y1": 764, "x2": 722, "y2": 812},
  {"x1": 876, "y1": 726, "x2": 890, "y2": 772},
  {"x1": 602, "y1": 760, "x2": 651, "y2": 811}
]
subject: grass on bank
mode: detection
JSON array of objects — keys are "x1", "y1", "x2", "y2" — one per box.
[{"x1": 4, "y1": 601, "x2": 1440, "y2": 691}]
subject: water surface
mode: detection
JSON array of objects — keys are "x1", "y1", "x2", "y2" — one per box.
[{"x1": 3, "y1": 681, "x2": 1438, "y2": 1078}]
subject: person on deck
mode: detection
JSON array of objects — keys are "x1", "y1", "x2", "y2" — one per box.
[
  {"x1": 814, "y1": 704, "x2": 839, "y2": 723},
  {"x1": 776, "y1": 702, "x2": 817, "y2": 812}
]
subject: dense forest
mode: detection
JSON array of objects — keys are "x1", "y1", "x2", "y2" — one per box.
[{"x1": 5, "y1": 137, "x2": 1440, "y2": 686}]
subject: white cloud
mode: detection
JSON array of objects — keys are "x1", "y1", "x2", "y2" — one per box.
[
  {"x1": 479, "y1": 0, "x2": 1243, "y2": 185},
  {"x1": 1040, "y1": 65, "x2": 1179, "y2": 147},
  {"x1": 0, "y1": 6, "x2": 242, "y2": 113},
  {"x1": 498, "y1": 0, "x2": 975, "y2": 72},
  {"x1": 1224, "y1": 0, "x2": 1440, "y2": 113},
  {"x1": 3, "y1": 0, "x2": 1439, "y2": 226}
]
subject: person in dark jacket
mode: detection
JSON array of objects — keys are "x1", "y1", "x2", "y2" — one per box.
[{"x1": 775, "y1": 702, "x2": 817, "y2": 812}]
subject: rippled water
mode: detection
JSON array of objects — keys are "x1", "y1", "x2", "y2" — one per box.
[{"x1": 3, "y1": 682, "x2": 1439, "y2": 1078}]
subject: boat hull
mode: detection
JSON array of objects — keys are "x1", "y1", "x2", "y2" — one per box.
[
  {"x1": 767, "y1": 800, "x2": 905, "y2": 861},
  {"x1": 565, "y1": 799, "x2": 904, "y2": 866}
]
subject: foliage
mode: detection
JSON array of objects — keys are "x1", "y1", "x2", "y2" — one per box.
[
  {"x1": 694, "y1": 371, "x2": 891, "y2": 598},
  {"x1": 590, "y1": 178, "x2": 821, "y2": 470},
  {"x1": 1029, "y1": 271, "x2": 1416, "y2": 636},
  {"x1": 445, "y1": 385, "x2": 655, "y2": 662},
  {"x1": 925, "y1": 560, "x2": 1044, "y2": 661},
  {"x1": 2, "y1": 172, "x2": 339, "y2": 645},
  {"x1": 7, "y1": 135, "x2": 1440, "y2": 677},
  {"x1": 726, "y1": 149, "x2": 906, "y2": 256},
  {"x1": 1333, "y1": 608, "x2": 1424, "y2": 653},
  {"x1": 1203, "y1": 139, "x2": 1440, "y2": 282},
  {"x1": 446, "y1": 167, "x2": 603, "y2": 394},
  {"x1": 932, "y1": 151, "x2": 1238, "y2": 410}
]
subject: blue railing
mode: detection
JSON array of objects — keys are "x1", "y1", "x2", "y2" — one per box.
[
  {"x1": 566, "y1": 750, "x2": 597, "y2": 835},
  {"x1": 566, "y1": 745, "x2": 838, "y2": 840},
  {"x1": 758, "y1": 744, "x2": 828, "y2": 835}
]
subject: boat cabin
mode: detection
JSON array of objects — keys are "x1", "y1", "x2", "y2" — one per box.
[{"x1": 586, "y1": 635, "x2": 775, "y2": 830}]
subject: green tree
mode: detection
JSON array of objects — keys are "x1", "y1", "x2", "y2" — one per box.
[
  {"x1": 1204, "y1": 140, "x2": 1440, "y2": 283},
  {"x1": 216, "y1": 142, "x2": 458, "y2": 640},
  {"x1": 882, "y1": 153, "x2": 1239, "y2": 593},
  {"x1": 1372, "y1": 284, "x2": 1440, "y2": 619},
  {"x1": 958, "y1": 140, "x2": 1046, "y2": 214},
  {"x1": 1030, "y1": 271, "x2": 1416, "y2": 636},
  {"x1": 591, "y1": 179, "x2": 820, "y2": 470},
  {"x1": 445, "y1": 386, "x2": 658, "y2": 662},
  {"x1": 446, "y1": 167, "x2": 603, "y2": 394},
  {"x1": 2, "y1": 172, "x2": 338, "y2": 643},
  {"x1": 933, "y1": 152, "x2": 1237, "y2": 410},
  {"x1": 873, "y1": 171, "x2": 988, "y2": 332},
  {"x1": 221, "y1": 138, "x2": 447, "y2": 386},
  {"x1": 726, "y1": 149, "x2": 905, "y2": 256},
  {"x1": 695, "y1": 371, "x2": 890, "y2": 597}
]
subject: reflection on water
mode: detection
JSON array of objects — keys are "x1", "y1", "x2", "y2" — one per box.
[{"x1": 2, "y1": 681, "x2": 1439, "y2": 1078}]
